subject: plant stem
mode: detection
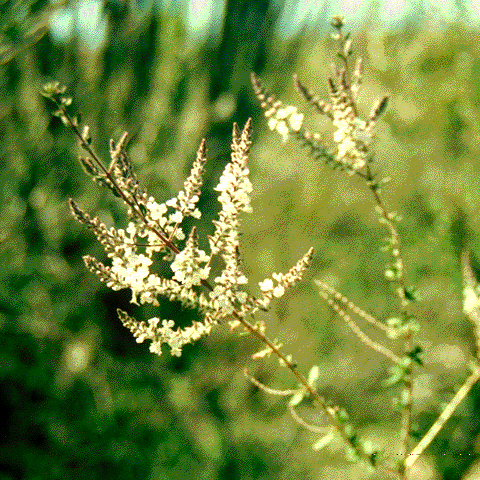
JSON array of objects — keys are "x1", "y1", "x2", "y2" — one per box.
[{"x1": 405, "y1": 366, "x2": 480, "y2": 470}]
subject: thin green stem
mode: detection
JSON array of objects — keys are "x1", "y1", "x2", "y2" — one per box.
[
  {"x1": 331, "y1": 36, "x2": 414, "y2": 475},
  {"x1": 365, "y1": 163, "x2": 413, "y2": 478},
  {"x1": 233, "y1": 311, "x2": 378, "y2": 468}
]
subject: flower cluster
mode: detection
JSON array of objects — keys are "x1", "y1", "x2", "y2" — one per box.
[
  {"x1": 251, "y1": 18, "x2": 389, "y2": 176},
  {"x1": 329, "y1": 86, "x2": 372, "y2": 173},
  {"x1": 257, "y1": 251, "x2": 314, "y2": 311},
  {"x1": 250, "y1": 77, "x2": 304, "y2": 143},
  {"x1": 170, "y1": 227, "x2": 210, "y2": 289},
  {"x1": 265, "y1": 104, "x2": 304, "y2": 142},
  {"x1": 118, "y1": 310, "x2": 215, "y2": 357},
  {"x1": 69, "y1": 119, "x2": 313, "y2": 356},
  {"x1": 207, "y1": 121, "x2": 254, "y2": 316}
]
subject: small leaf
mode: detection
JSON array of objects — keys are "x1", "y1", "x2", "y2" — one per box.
[
  {"x1": 386, "y1": 317, "x2": 401, "y2": 328},
  {"x1": 312, "y1": 431, "x2": 335, "y2": 451},
  {"x1": 289, "y1": 391, "x2": 305, "y2": 407},
  {"x1": 383, "y1": 365, "x2": 405, "y2": 386},
  {"x1": 404, "y1": 286, "x2": 418, "y2": 302},
  {"x1": 399, "y1": 388, "x2": 411, "y2": 407},
  {"x1": 343, "y1": 38, "x2": 352, "y2": 56},
  {"x1": 409, "y1": 424, "x2": 422, "y2": 440},
  {"x1": 308, "y1": 365, "x2": 320, "y2": 386},
  {"x1": 407, "y1": 346, "x2": 423, "y2": 366},
  {"x1": 139, "y1": 204, "x2": 147, "y2": 216},
  {"x1": 384, "y1": 267, "x2": 398, "y2": 281},
  {"x1": 336, "y1": 408, "x2": 349, "y2": 422}
]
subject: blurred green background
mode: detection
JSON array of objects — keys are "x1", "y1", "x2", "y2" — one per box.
[{"x1": 2, "y1": 1, "x2": 480, "y2": 479}]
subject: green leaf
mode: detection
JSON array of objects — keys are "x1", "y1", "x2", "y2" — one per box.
[
  {"x1": 383, "y1": 365, "x2": 405, "y2": 386},
  {"x1": 289, "y1": 391, "x2": 305, "y2": 407},
  {"x1": 384, "y1": 267, "x2": 398, "y2": 281},
  {"x1": 404, "y1": 286, "x2": 418, "y2": 302},
  {"x1": 308, "y1": 365, "x2": 320, "y2": 386},
  {"x1": 386, "y1": 317, "x2": 401, "y2": 328},
  {"x1": 336, "y1": 408, "x2": 349, "y2": 422},
  {"x1": 139, "y1": 204, "x2": 148, "y2": 216},
  {"x1": 312, "y1": 431, "x2": 334, "y2": 451},
  {"x1": 407, "y1": 346, "x2": 423, "y2": 366}
]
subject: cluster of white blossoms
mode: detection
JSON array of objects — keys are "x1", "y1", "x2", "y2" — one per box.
[
  {"x1": 207, "y1": 121, "x2": 254, "y2": 316},
  {"x1": 257, "y1": 253, "x2": 313, "y2": 310},
  {"x1": 117, "y1": 311, "x2": 215, "y2": 357},
  {"x1": 264, "y1": 103, "x2": 304, "y2": 142},
  {"x1": 170, "y1": 227, "x2": 210, "y2": 289},
  {"x1": 251, "y1": 25, "x2": 389, "y2": 176},
  {"x1": 329, "y1": 92, "x2": 372, "y2": 174},
  {"x1": 70, "y1": 120, "x2": 313, "y2": 357}
]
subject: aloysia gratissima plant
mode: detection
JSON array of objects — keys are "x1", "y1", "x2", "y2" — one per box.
[{"x1": 42, "y1": 15, "x2": 480, "y2": 480}]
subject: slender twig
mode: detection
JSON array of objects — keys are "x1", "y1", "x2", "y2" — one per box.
[
  {"x1": 244, "y1": 368, "x2": 335, "y2": 433},
  {"x1": 365, "y1": 164, "x2": 413, "y2": 475},
  {"x1": 236, "y1": 312, "x2": 376, "y2": 466},
  {"x1": 405, "y1": 366, "x2": 480, "y2": 469},
  {"x1": 315, "y1": 281, "x2": 391, "y2": 334},
  {"x1": 287, "y1": 403, "x2": 330, "y2": 434},
  {"x1": 244, "y1": 368, "x2": 297, "y2": 396},
  {"x1": 318, "y1": 288, "x2": 402, "y2": 364},
  {"x1": 461, "y1": 249, "x2": 480, "y2": 359}
]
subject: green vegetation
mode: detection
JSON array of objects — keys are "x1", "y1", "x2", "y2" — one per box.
[{"x1": 2, "y1": 2, "x2": 480, "y2": 479}]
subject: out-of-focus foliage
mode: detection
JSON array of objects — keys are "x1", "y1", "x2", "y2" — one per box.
[
  {"x1": 2, "y1": 0, "x2": 480, "y2": 479},
  {"x1": 0, "y1": 0, "x2": 53, "y2": 66}
]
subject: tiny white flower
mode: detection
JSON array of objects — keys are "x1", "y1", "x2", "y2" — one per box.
[
  {"x1": 267, "y1": 117, "x2": 278, "y2": 131},
  {"x1": 259, "y1": 278, "x2": 274, "y2": 292},
  {"x1": 288, "y1": 112, "x2": 304, "y2": 131},
  {"x1": 276, "y1": 107, "x2": 290, "y2": 119},
  {"x1": 464, "y1": 288, "x2": 479, "y2": 315},
  {"x1": 264, "y1": 107, "x2": 276, "y2": 117},
  {"x1": 148, "y1": 201, "x2": 168, "y2": 220},
  {"x1": 169, "y1": 211, "x2": 183, "y2": 224},
  {"x1": 170, "y1": 346, "x2": 182, "y2": 357},
  {"x1": 162, "y1": 319, "x2": 175, "y2": 329},
  {"x1": 237, "y1": 274, "x2": 248, "y2": 285},
  {"x1": 273, "y1": 285, "x2": 285, "y2": 298},
  {"x1": 148, "y1": 317, "x2": 160, "y2": 328},
  {"x1": 276, "y1": 121, "x2": 289, "y2": 142},
  {"x1": 333, "y1": 129, "x2": 346, "y2": 143},
  {"x1": 136, "y1": 333, "x2": 148, "y2": 343},
  {"x1": 149, "y1": 342, "x2": 163, "y2": 355},
  {"x1": 174, "y1": 228, "x2": 185, "y2": 240},
  {"x1": 236, "y1": 291, "x2": 248, "y2": 303}
]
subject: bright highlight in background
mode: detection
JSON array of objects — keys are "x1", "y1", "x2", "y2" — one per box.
[{"x1": 49, "y1": 0, "x2": 480, "y2": 49}]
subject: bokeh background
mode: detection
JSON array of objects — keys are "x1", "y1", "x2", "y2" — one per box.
[{"x1": 3, "y1": 0, "x2": 480, "y2": 479}]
